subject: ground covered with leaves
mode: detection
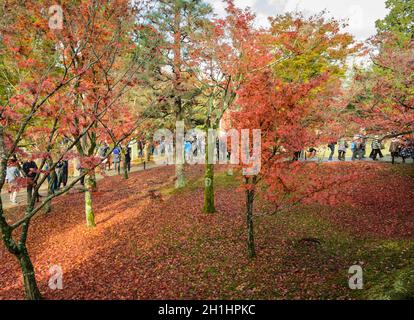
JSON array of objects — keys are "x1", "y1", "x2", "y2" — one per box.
[{"x1": 1, "y1": 163, "x2": 414, "y2": 300}]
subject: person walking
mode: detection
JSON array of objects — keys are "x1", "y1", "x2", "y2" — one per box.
[
  {"x1": 351, "y1": 137, "x2": 362, "y2": 161},
  {"x1": 98, "y1": 142, "x2": 110, "y2": 168},
  {"x1": 337, "y1": 138, "x2": 348, "y2": 161},
  {"x1": 185, "y1": 140, "x2": 192, "y2": 163},
  {"x1": 6, "y1": 159, "x2": 21, "y2": 204},
  {"x1": 389, "y1": 137, "x2": 400, "y2": 165},
  {"x1": 400, "y1": 137, "x2": 414, "y2": 163},
  {"x1": 113, "y1": 146, "x2": 122, "y2": 174},
  {"x1": 45, "y1": 162, "x2": 58, "y2": 194},
  {"x1": 293, "y1": 151, "x2": 302, "y2": 162},
  {"x1": 55, "y1": 160, "x2": 68, "y2": 189},
  {"x1": 360, "y1": 131, "x2": 368, "y2": 159},
  {"x1": 61, "y1": 160, "x2": 68, "y2": 187},
  {"x1": 56, "y1": 160, "x2": 64, "y2": 190},
  {"x1": 138, "y1": 140, "x2": 144, "y2": 159},
  {"x1": 328, "y1": 141, "x2": 336, "y2": 161},
  {"x1": 371, "y1": 136, "x2": 382, "y2": 161},
  {"x1": 125, "y1": 145, "x2": 132, "y2": 172},
  {"x1": 307, "y1": 147, "x2": 317, "y2": 160},
  {"x1": 22, "y1": 157, "x2": 40, "y2": 203}
]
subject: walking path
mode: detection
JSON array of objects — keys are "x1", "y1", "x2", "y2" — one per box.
[{"x1": 2, "y1": 153, "x2": 412, "y2": 210}]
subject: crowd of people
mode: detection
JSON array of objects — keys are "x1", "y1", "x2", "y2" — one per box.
[
  {"x1": 297, "y1": 133, "x2": 414, "y2": 164},
  {"x1": 94, "y1": 142, "x2": 134, "y2": 179},
  {"x1": 4, "y1": 156, "x2": 49, "y2": 205},
  {"x1": 4, "y1": 133, "x2": 414, "y2": 206},
  {"x1": 4, "y1": 141, "x2": 135, "y2": 206}
]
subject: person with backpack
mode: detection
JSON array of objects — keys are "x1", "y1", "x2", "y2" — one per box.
[
  {"x1": 184, "y1": 140, "x2": 192, "y2": 163},
  {"x1": 371, "y1": 136, "x2": 382, "y2": 161},
  {"x1": 351, "y1": 137, "x2": 362, "y2": 161},
  {"x1": 6, "y1": 159, "x2": 21, "y2": 204},
  {"x1": 113, "y1": 146, "x2": 122, "y2": 174},
  {"x1": 98, "y1": 142, "x2": 110, "y2": 170},
  {"x1": 98, "y1": 142, "x2": 109, "y2": 160},
  {"x1": 400, "y1": 137, "x2": 414, "y2": 163}
]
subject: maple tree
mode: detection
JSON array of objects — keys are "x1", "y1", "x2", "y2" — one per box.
[
  {"x1": 62, "y1": 1, "x2": 145, "y2": 227},
  {"x1": 350, "y1": 38, "x2": 413, "y2": 138},
  {"x1": 231, "y1": 12, "x2": 358, "y2": 258},
  {"x1": 186, "y1": 0, "x2": 263, "y2": 213},
  {"x1": 348, "y1": 1, "x2": 413, "y2": 139},
  {"x1": 0, "y1": 0, "x2": 148, "y2": 299},
  {"x1": 0, "y1": 0, "x2": 412, "y2": 302}
]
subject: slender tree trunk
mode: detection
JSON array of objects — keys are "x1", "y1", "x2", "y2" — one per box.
[
  {"x1": 175, "y1": 111, "x2": 185, "y2": 188},
  {"x1": 173, "y1": 8, "x2": 186, "y2": 190},
  {"x1": 90, "y1": 171, "x2": 97, "y2": 192},
  {"x1": 122, "y1": 150, "x2": 129, "y2": 180},
  {"x1": 45, "y1": 159, "x2": 56, "y2": 214},
  {"x1": 123, "y1": 161, "x2": 129, "y2": 180},
  {"x1": 1, "y1": 127, "x2": 41, "y2": 299},
  {"x1": 245, "y1": 177, "x2": 256, "y2": 259},
  {"x1": 175, "y1": 162, "x2": 185, "y2": 189},
  {"x1": 204, "y1": 128, "x2": 215, "y2": 212},
  {"x1": 26, "y1": 184, "x2": 33, "y2": 205},
  {"x1": 44, "y1": 188, "x2": 52, "y2": 213},
  {"x1": 85, "y1": 175, "x2": 96, "y2": 228},
  {"x1": 17, "y1": 247, "x2": 42, "y2": 300},
  {"x1": 204, "y1": 163, "x2": 215, "y2": 213},
  {"x1": 175, "y1": 112, "x2": 185, "y2": 189}
]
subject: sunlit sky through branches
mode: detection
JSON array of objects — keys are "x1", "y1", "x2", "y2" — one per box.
[{"x1": 207, "y1": 0, "x2": 389, "y2": 41}]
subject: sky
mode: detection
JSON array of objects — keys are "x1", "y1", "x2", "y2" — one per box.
[{"x1": 206, "y1": 0, "x2": 389, "y2": 41}]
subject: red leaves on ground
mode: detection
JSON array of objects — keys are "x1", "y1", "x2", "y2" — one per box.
[{"x1": 0, "y1": 163, "x2": 413, "y2": 300}]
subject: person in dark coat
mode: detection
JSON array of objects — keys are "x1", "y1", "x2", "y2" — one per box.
[
  {"x1": 22, "y1": 158, "x2": 40, "y2": 203},
  {"x1": 125, "y1": 145, "x2": 132, "y2": 172},
  {"x1": 389, "y1": 137, "x2": 401, "y2": 165}
]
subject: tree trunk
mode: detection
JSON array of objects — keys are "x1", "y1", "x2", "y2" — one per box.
[
  {"x1": 204, "y1": 125, "x2": 216, "y2": 213},
  {"x1": 85, "y1": 176, "x2": 96, "y2": 228},
  {"x1": 175, "y1": 115, "x2": 185, "y2": 189},
  {"x1": 122, "y1": 150, "x2": 129, "y2": 180},
  {"x1": 204, "y1": 165, "x2": 215, "y2": 213},
  {"x1": 90, "y1": 171, "x2": 97, "y2": 191},
  {"x1": 45, "y1": 161, "x2": 56, "y2": 214},
  {"x1": 123, "y1": 162, "x2": 129, "y2": 180},
  {"x1": 44, "y1": 189, "x2": 52, "y2": 213},
  {"x1": 26, "y1": 183, "x2": 33, "y2": 205},
  {"x1": 246, "y1": 177, "x2": 256, "y2": 259},
  {"x1": 204, "y1": 130, "x2": 216, "y2": 213},
  {"x1": 173, "y1": 6, "x2": 185, "y2": 190},
  {"x1": 17, "y1": 247, "x2": 42, "y2": 300},
  {"x1": 175, "y1": 162, "x2": 186, "y2": 189}
]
